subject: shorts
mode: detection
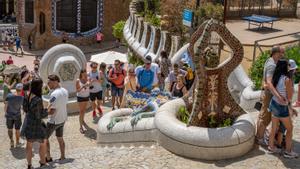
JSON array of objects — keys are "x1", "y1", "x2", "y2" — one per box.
[
  {"x1": 269, "y1": 99, "x2": 289, "y2": 118},
  {"x1": 6, "y1": 116, "x2": 22, "y2": 130},
  {"x1": 77, "y1": 96, "x2": 89, "y2": 102},
  {"x1": 111, "y1": 85, "x2": 124, "y2": 97},
  {"x1": 89, "y1": 91, "x2": 102, "y2": 101},
  {"x1": 46, "y1": 122, "x2": 65, "y2": 138},
  {"x1": 258, "y1": 90, "x2": 272, "y2": 126}
]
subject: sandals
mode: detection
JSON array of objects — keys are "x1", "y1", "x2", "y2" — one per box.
[
  {"x1": 80, "y1": 127, "x2": 85, "y2": 134},
  {"x1": 39, "y1": 161, "x2": 46, "y2": 167}
]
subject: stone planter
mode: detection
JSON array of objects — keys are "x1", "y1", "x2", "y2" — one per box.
[{"x1": 155, "y1": 99, "x2": 255, "y2": 160}]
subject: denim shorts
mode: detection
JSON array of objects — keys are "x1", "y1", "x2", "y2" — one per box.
[{"x1": 268, "y1": 99, "x2": 289, "y2": 118}]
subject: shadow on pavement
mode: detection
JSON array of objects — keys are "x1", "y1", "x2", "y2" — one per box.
[
  {"x1": 280, "y1": 140, "x2": 300, "y2": 169},
  {"x1": 246, "y1": 27, "x2": 282, "y2": 34},
  {"x1": 45, "y1": 158, "x2": 75, "y2": 169},
  {"x1": 10, "y1": 146, "x2": 26, "y2": 159},
  {"x1": 84, "y1": 124, "x2": 97, "y2": 140}
]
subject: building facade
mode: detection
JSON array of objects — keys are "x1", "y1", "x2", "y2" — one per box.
[{"x1": 17, "y1": 0, "x2": 130, "y2": 49}]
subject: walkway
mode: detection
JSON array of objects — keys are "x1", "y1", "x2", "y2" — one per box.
[{"x1": 0, "y1": 101, "x2": 300, "y2": 168}]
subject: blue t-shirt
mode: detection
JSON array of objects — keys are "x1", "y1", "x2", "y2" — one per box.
[
  {"x1": 15, "y1": 37, "x2": 21, "y2": 47},
  {"x1": 138, "y1": 69, "x2": 154, "y2": 90},
  {"x1": 5, "y1": 93, "x2": 24, "y2": 119}
]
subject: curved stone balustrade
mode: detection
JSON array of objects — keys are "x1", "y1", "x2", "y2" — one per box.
[
  {"x1": 124, "y1": 0, "x2": 182, "y2": 61},
  {"x1": 97, "y1": 98, "x2": 255, "y2": 160},
  {"x1": 155, "y1": 99, "x2": 255, "y2": 160}
]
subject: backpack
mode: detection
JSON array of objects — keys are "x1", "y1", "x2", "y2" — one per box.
[{"x1": 110, "y1": 68, "x2": 126, "y2": 87}]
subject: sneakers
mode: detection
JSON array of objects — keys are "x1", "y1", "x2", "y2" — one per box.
[
  {"x1": 97, "y1": 107, "x2": 103, "y2": 117},
  {"x1": 283, "y1": 151, "x2": 299, "y2": 158},
  {"x1": 256, "y1": 138, "x2": 268, "y2": 146},
  {"x1": 267, "y1": 146, "x2": 281, "y2": 154}
]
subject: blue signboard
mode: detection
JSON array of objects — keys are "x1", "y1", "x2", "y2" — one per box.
[{"x1": 183, "y1": 9, "x2": 193, "y2": 27}]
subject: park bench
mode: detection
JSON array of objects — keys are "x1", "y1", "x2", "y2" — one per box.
[{"x1": 243, "y1": 15, "x2": 278, "y2": 30}]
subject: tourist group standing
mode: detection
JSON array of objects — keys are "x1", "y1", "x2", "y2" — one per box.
[{"x1": 256, "y1": 46, "x2": 298, "y2": 158}]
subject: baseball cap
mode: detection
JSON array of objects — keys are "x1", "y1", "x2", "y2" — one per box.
[
  {"x1": 289, "y1": 59, "x2": 298, "y2": 70},
  {"x1": 145, "y1": 55, "x2": 152, "y2": 64},
  {"x1": 15, "y1": 83, "x2": 23, "y2": 90}
]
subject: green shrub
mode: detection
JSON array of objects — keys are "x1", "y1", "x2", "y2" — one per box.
[
  {"x1": 145, "y1": 13, "x2": 161, "y2": 27},
  {"x1": 249, "y1": 45, "x2": 300, "y2": 90},
  {"x1": 219, "y1": 118, "x2": 233, "y2": 128},
  {"x1": 112, "y1": 21, "x2": 126, "y2": 40},
  {"x1": 195, "y1": 2, "x2": 224, "y2": 25},
  {"x1": 177, "y1": 106, "x2": 190, "y2": 124},
  {"x1": 128, "y1": 53, "x2": 144, "y2": 67}
]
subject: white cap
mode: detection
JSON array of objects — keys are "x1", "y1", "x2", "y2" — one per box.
[{"x1": 289, "y1": 59, "x2": 298, "y2": 70}]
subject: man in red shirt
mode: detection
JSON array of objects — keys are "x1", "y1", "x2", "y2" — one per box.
[
  {"x1": 108, "y1": 60, "x2": 126, "y2": 110},
  {"x1": 6, "y1": 56, "x2": 14, "y2": 65}
]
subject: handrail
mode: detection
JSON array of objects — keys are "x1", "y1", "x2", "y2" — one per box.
[{"x1": 252, "y1": 31, "x2": 300, "y2": 64}]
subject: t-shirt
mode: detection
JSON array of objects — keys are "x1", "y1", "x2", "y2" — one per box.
[
  {"x1": 135, "y1": 65, "x2": 143, "y2": 75},
  {"x1": 5, "y1": 93, "x2": 24, "y2": 119},
  {"x1": 138, "y1": 68, "x2": 154, "y2": 90},
  {"x1": 109, "y1": 68, "x2": 126, "y2": 88},
  {"x1": 15, "y1": 37, "x2": 21, "y2": 47},
  {"x1": 88, "y1": 71, "x2": 102, "y2": 93},
  {"x1": 263, "y1": 57, "x2": 276, "y2": 87},
  {"x1": 48, "y1": 87, "x2": 68, "y2": 124},
  {"x1": 151, "y1": 63, "x2": 160, "y2": 85},
  {"x1": 6, "y1": 59, "x2": 13, "y2": 65}
]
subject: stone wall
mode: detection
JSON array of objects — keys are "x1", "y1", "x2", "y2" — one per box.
[{"x1": 17, "y1": 0, "x2": 131, "y2": 50}]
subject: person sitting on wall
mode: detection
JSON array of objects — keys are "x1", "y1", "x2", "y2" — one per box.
[
  {"x1": 6, "y1": 56, "x2": 14, "y2": 65},
  {"x1": 167, "y1": 63, "x2": 187, "y2": 92},
  {"x1": 137, "y1": 59, "x2": 154, "y2": 93}
]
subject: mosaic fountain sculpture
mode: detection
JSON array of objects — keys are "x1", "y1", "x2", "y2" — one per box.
[
  {"x1": 98, "y1": 19, "x2": 255, "y2": 160},
  {"x1": 40, "y1": 44, "x2": 88, "y2": 113}
]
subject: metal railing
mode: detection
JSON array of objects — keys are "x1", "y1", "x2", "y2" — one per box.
[{"x1": 252, "y1": 31, "x2": 300, "y2": 64}]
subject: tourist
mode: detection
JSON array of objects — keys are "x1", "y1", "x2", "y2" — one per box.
[
  {"x1": 171, "y1": 74, "x2": 187, "y2": 98},
  {"x1": 33, "y1": 56, "x2": 40, "y2": 67},
  {"x1": 108, "y1": 60, "x2": 126, "y2": 110},
  {"x1": 99, "y1": 63, "x2": 109, "y2": 104},
  {"x1": 96, "y1": 31, "x2": 104, "y2": 45},
  {"x1": 159, "y1": 50, "x2": 171, "y2": 91},
  {"x1": 121, "y1": 67, "x2": 137, "y2": 108},
  {"x1": 88, "y1": 62, "x2": 103, "y2": 119},
  {"x1": 256, "y1": 46, "x2": 285, "y2": 146},
  {"x1": 185, "y1": 66, "x2": 195, "y2": 90},
  {"x1": 31, "y1": 64, "x2": 40, "y2": 79},
  {"x1": 267, "y1": 59, "x2": 298, "y2": 158},
  {"x1": 62, "y1": 32, "x2": 68, "y2": 43},
  {"x1": 0, "y1": 60, "x2": 6, "y2": 72},
  {"x1": 137, "y1": 59, "x2": 154, "y2": 93},
  {"x1": 46, "y1": 75, "x2": 68, "y2": 162},
  {"x1": 146, "y1": 55, "x2": 160, "y2": 88},
  {"x1": 6, "y1": 56, "x2": 14, "y2": 65},
  {"x1": 28, "y1": 34, "x2": 32, "y2": 50},
  {"x1": 15, "y1": 35, "x2": 23, "y2": 56},
  {"x1": 22, "y1": 79, "x2": 47, "y2": 168},
  {"x1": 76, "y1": 70, "x2": 90, "y2": 134},
  {"x1": 21, "y1": 69, "x2": 31, "y2": 84},
  {"x1": 276, "y1": 59, "x2": 298, "y2": 148},
  {"x1": 4, "y1": 83, "x2": 24, "y2": 148},
  {"x1": 3, "y1": 75, "x2": 16, "y2": 102},
  {"x1": 168, "y1": 63, "x2": 187, "y2": 92}
]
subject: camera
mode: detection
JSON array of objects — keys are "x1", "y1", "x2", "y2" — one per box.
[{"x1": 89, "y1": 85, "x2": 94, "y2": 89}]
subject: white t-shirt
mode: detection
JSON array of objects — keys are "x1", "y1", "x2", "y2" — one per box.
[
  {"x1": 48, "y1": 87, "x2": 69, "y2": 124},
  {"x1": 151, "y1": 63, "x2": 160, "y2": 85}
]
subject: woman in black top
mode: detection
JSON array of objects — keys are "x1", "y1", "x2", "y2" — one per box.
[
  {"x1": 172, "y1": 74, "x2": 187, "y2": 98},
  {"x1": 23, "y1": 78, "x2": 47, "y2": 168}
]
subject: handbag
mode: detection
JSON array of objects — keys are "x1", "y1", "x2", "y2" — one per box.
[{"x1": 254, "y1": 102, "x2": 262, "y2": 111}]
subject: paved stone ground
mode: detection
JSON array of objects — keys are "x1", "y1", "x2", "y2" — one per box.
[{"x1": 0, "y1": 100, "x2": 300, "y2": 169}]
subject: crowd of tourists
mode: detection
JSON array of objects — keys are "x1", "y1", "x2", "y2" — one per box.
[
  {"x1": 256, "y1": 46, "x2": 299, "y2": 159},
  {"x1": 76, "y1": 50, "x2": 195, "y2": 133}
]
